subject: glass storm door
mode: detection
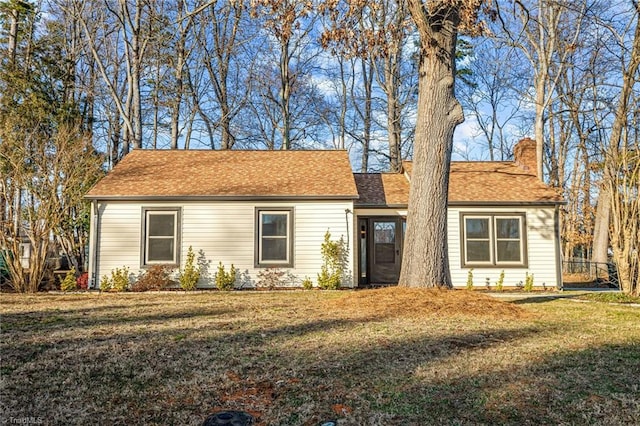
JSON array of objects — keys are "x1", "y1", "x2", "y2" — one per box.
[{"x1": 369, "y1": 219, "x2": 402, "y2": 283}]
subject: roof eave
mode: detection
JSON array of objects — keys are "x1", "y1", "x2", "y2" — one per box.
[
  {"x1": 448, "y1": 200, "x2": 566, "y2": 206},
  {"x1": 353, "y1": 200, "x2": 565, "y2": 208},
  {"x1": 85, "y1": 194, "x2": 360, "y2": 202},
  {"x1": 354, "y1": 203, "x2": 409, "y2": 209}
]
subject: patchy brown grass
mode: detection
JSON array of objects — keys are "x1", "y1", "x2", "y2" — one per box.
[{"x1": 1, "y1": 290, "x2": 638, "y2": 425}]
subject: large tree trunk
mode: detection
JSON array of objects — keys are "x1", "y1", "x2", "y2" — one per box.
[{"x1": 399, "y1": 3, "x2": 464, "y2": 288}]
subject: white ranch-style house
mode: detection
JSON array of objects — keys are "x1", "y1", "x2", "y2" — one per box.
[{"x1": 85, "y1": 138, "x2": 564, "y2": 289}]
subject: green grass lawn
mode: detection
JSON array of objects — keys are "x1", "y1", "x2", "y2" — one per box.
[{"x1": 1, "y1": 289, "x2": 639, "y2": 425}]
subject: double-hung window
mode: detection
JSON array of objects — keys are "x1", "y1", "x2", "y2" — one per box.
[
  {"x1": 143, "y1": 208, "x2": 180, "y2": 266},
  {"x1": 256, "y1": 208, "x2": 293, "y2": 267},
  {"x1": 461, "y1": 213, "x2": 526, "y2": 267}
]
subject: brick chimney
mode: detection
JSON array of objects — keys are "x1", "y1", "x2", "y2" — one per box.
[{"x1": 513, "y1": 138, "x2": 537, "y2": 175}]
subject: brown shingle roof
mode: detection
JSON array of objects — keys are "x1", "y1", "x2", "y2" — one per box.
[
  {"x1": 353, "y1": 173, "x2": 409, "y2": 206},
  {"x1": 447, "y1": 162, "x2": 563, "y2": 204},
  {"x1": 356, "y1": 161, "x2": 563, "y2": 207},
  {"x1": 86, "y1": 150, "x2": 359, "y2": 199}
]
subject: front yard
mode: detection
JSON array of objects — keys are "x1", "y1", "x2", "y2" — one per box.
[{"x1": 1, "y1": 289, "x2": 639, "y2": 425}]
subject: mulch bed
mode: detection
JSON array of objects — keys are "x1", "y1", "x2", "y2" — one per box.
[{"x1": 326, "y1": 287, "x2": 530, "y2": 319}]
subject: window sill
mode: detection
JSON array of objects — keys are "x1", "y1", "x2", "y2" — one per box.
[
  {"x1": 462, "y1": 263, "x2": 528, "y2": 269},
  {"x1": 141, "y1": 263, "x2": 179, "y2": 269},
  {"x1": 255, "y1": 263, "x2": 294, "y2": 269}
]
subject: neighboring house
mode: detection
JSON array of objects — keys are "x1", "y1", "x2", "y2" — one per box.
[{"x1": 86, "y1": 138, "x2": 564, "y2": 289}]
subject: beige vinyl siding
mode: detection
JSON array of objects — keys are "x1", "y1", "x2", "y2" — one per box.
[
  {"x1": 448, "y1": 206, "x2": 560, "y2": 288},
  {"x1": 92, "y1": 200, "x2": 354, "y2": 288},
  {"x1": 94, "y1": 203, "x2": 142, "y2": 283}
]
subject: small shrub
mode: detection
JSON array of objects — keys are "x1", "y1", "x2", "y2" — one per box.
[
  {"x1": 495, "y1": 270, "x2": 505, "y2": 292},
  {"x1": 216, "y1": 262, "x2": 237, "y2": 291},
  {"x1": 317, "y1": 267, "x2": 340, "y2": 290},
  {"x1": 524, "y1": 272, "x2": 534, "y2": 292},
  {"x1": 317, "y1": 230, "x2": 348, "y2": 290},
  {"x1": 132, "y1": 264, "x2": 172, "y2": 292},
  {"x1": 60, "y1": 268, "x2": 77, "y2": 292},
  {"x1": 99, "y1": 275, "x2": 110, "y2": 291},
  {"x1": 179, "y1": 246, "x2": 200, "y2": 291},
  {"x1": 466, "y1": 269, "x2": 474, "y2": 290},
  {"x1": 257, "y1": 268, "x2": 287, "y2": 290},
  {"x1": 112, "y1": 267, "x2": 130, "y2": 292},
  {"x1": 302, "y1": 276, "x2": 313, "y2": 290},
  {"x1": 100, "y1": 266, "x2": 130, "y2": 292},
  {"x1": 76, "y1": 272, "x2": 89, "y2": 290}
]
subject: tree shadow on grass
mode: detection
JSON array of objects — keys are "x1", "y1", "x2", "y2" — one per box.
[
  {"x1": 2, "y1": 298, "x2": 637, "y2": 425},
  {"x1": 508, "y1": 294, "x2": 579, "y2": 304},
  {"x1": 0, "y1": 310, "x2": 551, "y2": 425},
  {"x1": 388, "y1": 342, "x2": 640, "y2": 425},
  {"x1": 0, "y1": 303, "x2": 235, "y2": 333}
]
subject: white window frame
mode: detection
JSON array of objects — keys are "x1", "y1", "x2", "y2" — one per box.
[
  {"x1": 143, "y1": 209, "x2": 179, "y2": 266},
  {"x1": 256, "y1": 209, "x2": 293, "y2": 267}
]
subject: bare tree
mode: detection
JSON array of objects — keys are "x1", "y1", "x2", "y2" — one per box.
[
  {"x1": 354, "y1": 55, "x2": 375, "y2": 170},
  {"x1": 602, "y1": 0, "x2": 640, "y2": 295},
  {"x1": 496, "y1": 0, "x2": 590, "y2": 181},
  {"x1": 75, "y1": 0, "x2": 152, "y2": 157},
  {"x1": 0, "y1": 1, "x2": 104, "y2": 290},
  {"x1": 250, "y1": 0, "x2": 317, "y2": 150},
  {"x1": 372, "y1": 0, "x2": 415, "y2": 172},
  {"x1": 193, "y1": 0, "x2": 248, "y2": 149},
  {"x1": 458, "y1": 38, "x2": 525, "y2": 160}
]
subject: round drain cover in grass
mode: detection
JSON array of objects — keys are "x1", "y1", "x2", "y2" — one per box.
[{"x1": 202, "y1": 411, "x2": 254, "y2": 426}]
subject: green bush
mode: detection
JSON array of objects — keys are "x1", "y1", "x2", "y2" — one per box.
[
  {"x1": 132, "y1": 264, "x2": 173, "y2": 292},
  {"x1": 99, "y1": 275, "x2": 110, "y2": 291},
  {"x1": 60, "y1": 268, "x2": 77, "y2": 292},
  {"x1": 302, "y1": 276, "x2": 313, "y2": 290},
  {"x1": 495, "y1": 270, "x2": 505, "y2": 292},
  {"x1": 216, "y1": 262, "x2": 237, "y2": 291},
  {"x1": 524, "y1": 272, "x2": 534, "y2": 292},
  {"x1": 100, "y1": 266, "x2": 130, "y2": 292},
  {"x1": 179, "y1": 246, "x2": 200, "y2": 291},
  {"x1": 317, "y1": 267, "x2": 340, "y2": 290},
  {"x1": 466, "y1": 269, "x2": 474, "y2": 290},
  {"x1": 317, "y1": 231, "x2": 348, "y2": 290}
]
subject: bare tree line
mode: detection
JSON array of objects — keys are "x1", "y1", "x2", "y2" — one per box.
[{"x1": 1, "y1": 0, "x2": 638, "y2": 294}]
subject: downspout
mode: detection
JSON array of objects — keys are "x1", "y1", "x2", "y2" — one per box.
[
  {"x1": 344, "y1": 208, "x2": 351, "y2": 251},
  {"x1": 554, "y1": 205, "x2": 563, "y2": 291},
  {"x1": 345, "y1": 207, "x2": 354, "y2": 287},
  {"x1": 89, "y1": 200, "x2": 99, "y2": 289}
]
